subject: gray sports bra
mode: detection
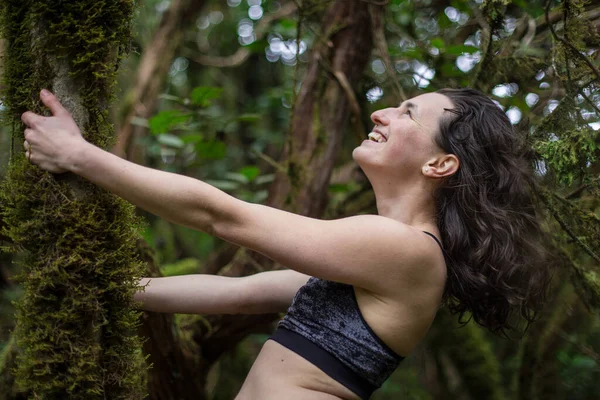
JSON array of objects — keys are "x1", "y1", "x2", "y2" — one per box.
[{"x1": 269, "y1": 231, "x2": 443, "y2": 399}]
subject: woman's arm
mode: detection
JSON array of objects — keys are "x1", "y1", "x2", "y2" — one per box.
[
  {"x1": 22, "y1": 92, "x2": 236, "y2": 232},
  {"x1": 70, "y1": 142, "x2": 236, "y2": 233},
  {"x1": 22, "y1": 90, "x2": 444, "y2": 293},
  {"x1": 135, "y1": 270, "x2": 310, "y2": 315}
]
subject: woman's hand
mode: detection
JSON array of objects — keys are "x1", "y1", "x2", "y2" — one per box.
[{"x1": 21, "y1": 90, "x2": 89, "y2": 174}]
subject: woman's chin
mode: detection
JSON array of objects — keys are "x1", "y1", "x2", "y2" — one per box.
[
  {"x1": 351, "y1": 146, "x2": 366, "y2": 164},
  {"x1": 352, "y1": 146, "x2": 378, "y2": 171}
]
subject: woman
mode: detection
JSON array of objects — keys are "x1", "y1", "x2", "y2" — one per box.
[{"x1": 21, "y1": 88, "x2": 548, "y2": 400}]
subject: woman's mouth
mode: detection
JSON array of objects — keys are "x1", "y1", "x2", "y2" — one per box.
[{"x1": 367, "y1": 132, "x2": 387, "y2": 143}]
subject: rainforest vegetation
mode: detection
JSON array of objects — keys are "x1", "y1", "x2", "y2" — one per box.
[{"x1": 0, "y1": 0, "x2": 599, "y2": 399}]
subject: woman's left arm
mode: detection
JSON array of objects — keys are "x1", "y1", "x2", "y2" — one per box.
[{"x1": 22, "y1": 91, "x2": 442, "y2": 292}]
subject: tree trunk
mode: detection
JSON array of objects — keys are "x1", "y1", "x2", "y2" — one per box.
[
  {"x1": 114, "y1": 0, "x2": 207, "y2": 159},
  {"x1": 0, "y1": 1, "x2": 145, "y2": 398},
  {"x1": 428, "y1": 309, "x2": 507, "y2": 400},
  {"x1": 192, "y1": 0, "x2": 378, "y2": 386},
  {"x1": 517, "y1": 280, "x2": 581, "y2": 400},
  {"x1": 136, "y1": 239, "x2": 207, "y2": 400}
]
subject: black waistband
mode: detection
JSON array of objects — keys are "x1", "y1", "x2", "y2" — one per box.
[{"x1": 270, "y1": 327, "x2": 376, "y2": 400}]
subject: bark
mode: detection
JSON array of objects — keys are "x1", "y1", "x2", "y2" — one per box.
[
  {"x1": 0, "y1": 1, "x2": 144, "y2": 397},
  {"x1": 114, "y1": 0, "x2": 207, "y2": 159},
  {"x1": 135, "y1": 239, "x2": 207, "y2": 400},
  {"x1": 192, "y1": 0, "x2": 378, "y2": 384},
  {"x1": 428, "y1": 309, "x2": 507, "y2": 400},
  {"x1": 266, "y1": 1, "x2": 375, "y2": 217},
  {"x1": 516, "y1": 263, "x2": 586, "y2": 400}
]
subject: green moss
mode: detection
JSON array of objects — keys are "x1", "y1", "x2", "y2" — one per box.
[
  {"x1": 0, "y1": 1, "x2": 146, "y2": 398},
  {"x1": 287, "y1": 160, "x2": 304, "y2": 191}
]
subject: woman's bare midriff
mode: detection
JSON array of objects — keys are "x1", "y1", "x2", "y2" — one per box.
[{"x1": 235, "y1": 340, "x2": 361, "y2": 400}]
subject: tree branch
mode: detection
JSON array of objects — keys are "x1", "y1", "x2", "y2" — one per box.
[
  {"x1": 189, "y1": 2, "x2": 297, "y2": 68},
  {"x1": 546, "y1": 0, "x2": 600, "y2": 82},
  {"x1": 368, "y1": 4, "x2": 406, "y2": 101},
  {"x1": 114, "y1": 0, "x2": 207, "y2": 159}
]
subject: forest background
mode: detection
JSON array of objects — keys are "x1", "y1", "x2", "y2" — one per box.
[{"x1": 0, "y1": 0, "x2": 599, "y2": 399}]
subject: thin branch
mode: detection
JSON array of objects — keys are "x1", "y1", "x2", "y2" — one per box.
[
  {"x1": 250, "y1": 148, "x2": 287, "y2": 173},
  {"x1": 332, "y1": 69, "x2": 364, "y2": 146},
  {"x1": 577, "y1": 85, "x2": 600, "y2": 116},
  {"x1": 368, "y1": 4, "x2": 406, "y2": 101},
  {"x1": 538, "y1": 188, "x2": 600, "y2": 264},
  {"x1": 546, "y1": 0, "x2": 600, "y2": 81},
  {"x1": 469, "y1": 6, "x2": 495, "y2": 90},
  {"x1": 190, "y1": 2, "x2": 298, "y2": 68},
  {"x1": 565, "y1": 174, "x2": 600, "y2": 199},
  {"x1": 557, "y1": 329, "x2": 600, "y2": 362}
]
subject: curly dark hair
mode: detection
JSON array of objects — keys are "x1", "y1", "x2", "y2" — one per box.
[{"x1": 434, "y1": 88, "x2": 550, "y2": 336}]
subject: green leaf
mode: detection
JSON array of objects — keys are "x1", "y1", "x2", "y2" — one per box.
[
  {"x1": 225, "y1": 172, "x2": 250, "y2": 184},
  {"x1": 244, "y1": 39, "x2": 268, "y2": 52},
  {"x1": 205, "y1": 180, "x2": 239, "y2": 191},
  {"x1": 190, "y1": 86, "x2": 223, "y2": 107},
  {"x1": 157, "y1": 134, "x2": 185, "y2": 148},
  {"x1": 239, "y1": 166, "x2": 260, "y2": 181},
  {"x1": 400, "y1": 48, "x2": 424, "y2": 60},
  {"x1": 278, "y1": 18, "x2": 296, "y2": 30},
  {"x1": 149, "y1": 110, "x2": 190, "y2": 135},
  {"x1": 446, "y1": 45, "x2": 479, "y2": 55},
  {"x1": 255, "y1": 174, "x2": 275, "y2": 185},
  {"x1": 180, "y1": 134, "x2": 204, "y2": 144},
  {"x1": 130, "y1": 116, "x2": 149, "y2": 128},
  {"x1": 430, "y1": 38, "x2": 445, "y2": 49},
  {"x1": 195, "y1": 141, "x2": 227, "y2": 159},
  {"x1": 329, "y1": 183, "x2": 351, "y2": 193},
  {"x1": 440, "y1": 63, "x2": 463, "y2": 77},
  {"x1": 397, "y1": 12, "x2": 412, "y2": 26},
  {"x1": 251, "y1": 190, "x2": 269, "y2": 203},
  {"x1": 237, "y1": 113, "x2": 261, "y2": 123}
]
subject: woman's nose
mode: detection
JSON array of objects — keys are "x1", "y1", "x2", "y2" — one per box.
[{"x1": 371, "y1": 109, "x2": 390, "y2": 126}]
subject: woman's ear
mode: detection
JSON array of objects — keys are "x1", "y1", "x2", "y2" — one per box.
[{"x1": 423, "y1": 154, "x2": 459, "y2": 178}]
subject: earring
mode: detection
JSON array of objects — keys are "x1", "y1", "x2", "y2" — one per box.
[{"x1": 425, "y1": 167, "x2": 429, "y2": 172}]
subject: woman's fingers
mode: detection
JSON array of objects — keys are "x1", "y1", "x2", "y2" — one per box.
[
  {"x1": 21, "y1": 111, "x2": 43, "y2": 128},
  {"x1": 20, "y1": 90, "x2": 71, "y2": 130},
  {"x1": 19, "y1": 90, "x2": 84, "y2": 174},
  {"x1": 40, "y1": 90, "x2": 69, "y2": 118}
]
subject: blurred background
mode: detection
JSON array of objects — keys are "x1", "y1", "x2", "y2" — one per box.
[{"x1": 1, "y1": 0, "x2": 600, "y2": 399}]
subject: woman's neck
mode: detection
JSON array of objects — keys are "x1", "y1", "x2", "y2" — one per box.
[{"x1": 372, "y1": 178, "x2": 438, "y2": 230}]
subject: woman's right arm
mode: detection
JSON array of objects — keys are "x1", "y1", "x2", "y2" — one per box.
[{"x1": 134, "y1": 269, "x2": 310, "y2": 315}]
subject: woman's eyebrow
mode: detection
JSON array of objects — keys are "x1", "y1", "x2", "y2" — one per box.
[{"x1": 399, "y1": 101, "x2": 418, "y2": 115}]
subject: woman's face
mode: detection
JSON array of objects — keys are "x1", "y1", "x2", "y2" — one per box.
[{"x1": 352, "y1": 92, "x2": 454, "y2": 178}]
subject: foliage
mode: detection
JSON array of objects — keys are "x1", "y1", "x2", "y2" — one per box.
[
  {"x1": 1, "y1": 0, "x2": 600, "y2": 398},
  {"x1": 126, "y1": 0, "x2": 600, "y2": 396}
]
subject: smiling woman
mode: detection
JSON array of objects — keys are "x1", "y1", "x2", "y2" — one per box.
[{"x1": 21, "y1": 84, "x2": 549, "y2": 399}]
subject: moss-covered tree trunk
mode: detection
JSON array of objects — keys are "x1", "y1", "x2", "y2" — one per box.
[{"x1": 0, "y1": 1, "x2": 145, "y2": 398}]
